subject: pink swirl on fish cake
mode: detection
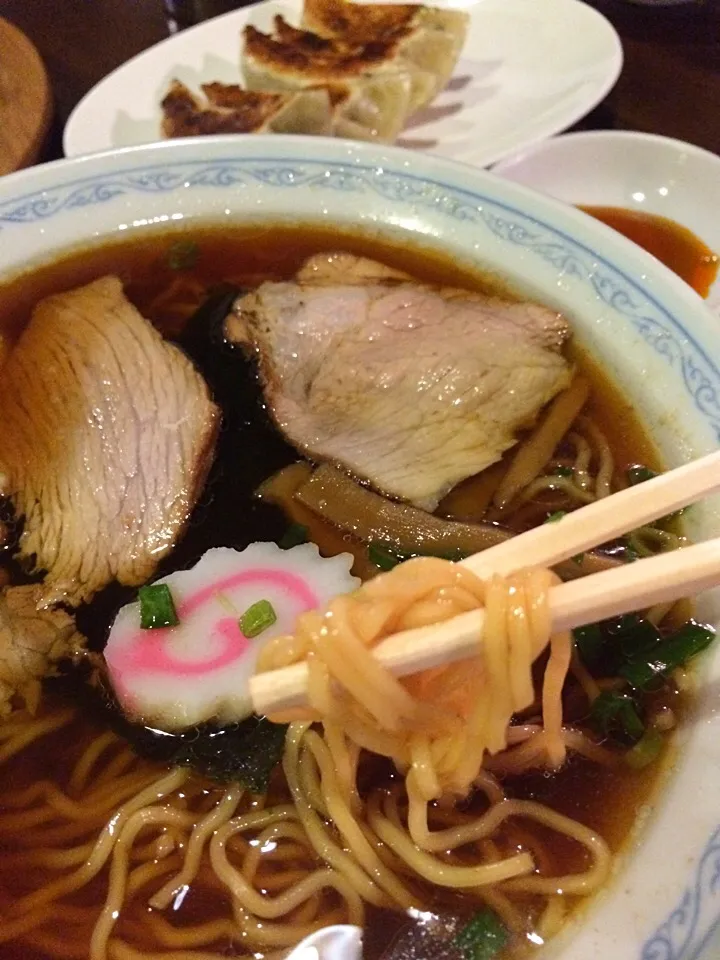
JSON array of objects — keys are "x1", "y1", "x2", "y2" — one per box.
[{"x1": 109, "y1": 567, "x2": 318, "y2": 681}]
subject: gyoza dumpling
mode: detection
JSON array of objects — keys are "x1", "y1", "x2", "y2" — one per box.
[
  {"x1": 301, "y1": 0, "x2": 469, "y2": 99},
  {"x1": 274, "y1": 15, "x2": 436, "y2": 113},
  {"x1": 242, "y1": 18, "x2": 423, "y2": 141},
  {"x1": 160, "y1": 79, "x2": 334, "y2": 138}
]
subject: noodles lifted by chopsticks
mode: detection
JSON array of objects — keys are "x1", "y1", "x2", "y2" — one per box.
[
  {"x1": 257, "y1": 558, "x2": 574, "y2": 801},
  {"x1": 253, "y1": 558, "x2": 611, "y2": 916}
]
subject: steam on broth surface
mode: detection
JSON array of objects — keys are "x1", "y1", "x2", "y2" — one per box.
[{"x1": 0, "y1": 225, "x2": 711, "y2": 960}]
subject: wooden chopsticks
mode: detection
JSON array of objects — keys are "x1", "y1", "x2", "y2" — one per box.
[
  {"x1": 460, "y1": 447, "x2": 720, "y2": 580},
  {"x1": 250, "y1": 448, "x2": 720, "y2": 716}
]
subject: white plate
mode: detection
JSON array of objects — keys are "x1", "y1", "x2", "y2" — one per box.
[
  {"x1": 63, "y1": 0, "x2": 622, "y2": 168},
  {"x1": 493, "y1": 130, "x2": 720, "y2": 316},
  {"x1": 2, "y1": 134, "x2": 720, "y2": 959}
]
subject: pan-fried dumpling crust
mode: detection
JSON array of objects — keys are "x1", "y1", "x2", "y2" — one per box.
[
  {"x1": 301, "y1": 0, "x2": 469, "y2": 98},
  {"x1": 268, "y1": 15, "x2": 434, "y2": 111},
  {"x1": 161, "y1": 79, "x2": 334, "y2": 137},
  {"x1": 242, "y1": 18, "x2": 421, "y2": 140},
  {"x1": 244, "y1": 20, "x2": 390, "y2": 83},
  {"x1": 303, "y1": 0, "x2": 422, "y2": 42}
]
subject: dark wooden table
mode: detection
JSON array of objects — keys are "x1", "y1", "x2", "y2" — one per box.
[{"x1": 2, "y1": 0, "x2": 719, "y2": 164}]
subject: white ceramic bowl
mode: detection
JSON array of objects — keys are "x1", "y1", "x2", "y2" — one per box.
[
  {"x1": 493, "y1": 130, "x2": 720, "y2": 315},
  {"x1": 1, "y1": 135, "x2": 720, "y2": 960}
]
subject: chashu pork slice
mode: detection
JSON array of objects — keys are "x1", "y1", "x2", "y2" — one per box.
[
  {"x1": 0, "y1": 276, "x2": 220, "y2": 607},
  {"x1": 226, "y1": 253, "x2": 572, "y2": 511}
]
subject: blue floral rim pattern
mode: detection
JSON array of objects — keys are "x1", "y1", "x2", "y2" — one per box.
[
  {"x1": 1, "y1": 154, "x2": 719, "y2": 959},
  {"x1": 642, "y1": 826, "x2": 720, "y2": 960}
]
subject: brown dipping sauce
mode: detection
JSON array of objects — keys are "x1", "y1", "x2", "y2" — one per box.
[{"x1": 579, "y1": 205, "x2": 719, "y2": 298}]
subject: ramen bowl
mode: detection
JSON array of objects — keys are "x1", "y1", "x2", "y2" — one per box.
[{"x1": 1, "y1": 135, "x2": 719, "y2": 960}]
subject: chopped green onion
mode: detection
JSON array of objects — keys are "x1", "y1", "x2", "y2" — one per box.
[
  {"x1": 368, "y1": 542, "x2": 408, "y2": 571},
  {"x1": 279, "y1": 523, "x2": 308, "y2": 549},
  {"x1": 366, "y1": 539, "x2": 473, "y2": 571},
  {"x1": 589, "y1": 690, "x2": 644, "y2": 742},
  {"x1": 139, "y1": 583, "x2": 179, "y2": 630},
  {"x1": 574, "y1": 614, "x2": 664, "y2": 675},
  {"x1": 578, "y1": 616, "x2": 715, "y2": 691},
  {"x1": 668, "y1": 620, "x2": 715, "y2": 659},
  {"x1": 554, "y1": 465, "x2": 574, "y2": 477},
  {"x1": 573, "y1": 622, "x2": 604, "y2": 668},
  {"x1": 624, "y1": 729, "x2": 663, "y2": 770},
  {"x1": 621, "y1": 537, "x2": 640, "y2": 562},
  {"x1": 605, "y1": 614, "x2": 662, "y2": 661},
  {"x1": 240, "y1": 599, "x2": 277, "y2": 639},
  {"x1": 627, "y1": 464, "x2": 657, "y2": 486},
  {"x1": 453, "y1": 909, "x2": 509, "y2": 960},
  {"x1": 368, "y1": 542, "x2": 468, "y2": 571},
  {"x1": 624, "y1": 531, "x2": 656, "y2": 559},
  {"x1": 545, "y1": 510, "x2": 566, "y2": 523},
  {"x1": 167, "y1": 238, "x2": 199, "y2": 271},
  {"x1": 572, "y1": 552, "x2": 584, "y2": 565},
  {"x1": 620, "y1": 622, "x2": 715, "y2": 689}
]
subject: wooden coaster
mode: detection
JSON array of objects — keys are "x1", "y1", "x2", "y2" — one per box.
[{"x1": 0, "y1": 17, "x2": 51, "y2": 175}]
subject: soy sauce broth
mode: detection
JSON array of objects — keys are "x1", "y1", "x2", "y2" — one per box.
[
  {"x1": 0, "y1": 223, "x2": 683, "y2": 960},
  {"x1": 0, "y1": 224, "x2": 514, "y2": 349}
]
